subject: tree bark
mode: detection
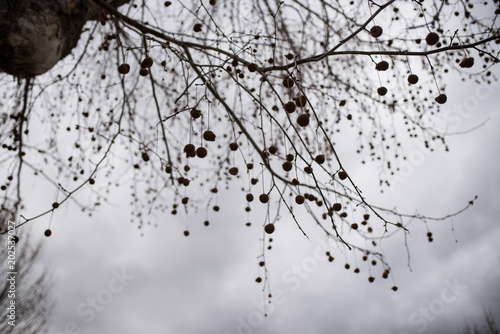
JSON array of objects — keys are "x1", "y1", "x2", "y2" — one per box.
[{"x1": 0, "y1": 0, "x2": 129, "y2": 78}]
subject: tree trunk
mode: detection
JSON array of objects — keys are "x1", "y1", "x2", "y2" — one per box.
[{"x1": 0, "y1": 0, "x2": 129, "y2": 78}]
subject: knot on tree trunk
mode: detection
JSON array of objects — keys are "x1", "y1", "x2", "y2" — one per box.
[{"x1": 0, "y1": 0, "x2": 129, "y2": 78}]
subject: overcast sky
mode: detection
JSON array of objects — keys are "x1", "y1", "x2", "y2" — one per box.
[{"x1": 18, "y1": 67, "x2": 500, "y2": 334}]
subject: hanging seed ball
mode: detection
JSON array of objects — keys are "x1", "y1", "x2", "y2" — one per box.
[
  {"x1": 196, "y1": 146, "x2": 207, "y2": 158},
  {"x1": 12, "y1": 235, "x2": 19, "y2": 243},
  {"x1": 370, "y1": 25, "x2": 383, "y2": 38},
  {"x1": 282, "y1": 77, "x2": 294, "y2": 88},
  {"x1": 209, "y1": 0, "x2": 216, "y2": 5},
  {"x1": 354, "y1": 268, "x2": 360, "y2": 273},
  {"x1": 248, "y1": 63, "x2": 258, "y2": 72},
  {"x1": 44, "y1": 229, "x2": 52, "y2": 237},
  {"x1": 264, "y1": 223, "x2": 275, "y2": 234},
  {"x1": 203, "y1": 130, "x2": 216, "y2": 141},
  {"x1": 282, "y1": 161, "x2": 293, "y2": 171},
  {"x1": 255, "y1": 277, "x2": 262, "y2": 283},
  {"x1": 259, "y1": 261, "x2": 265, "y2": 267},
  {"x1": 427, "y1": 232, "x2": 432, "y2": 237},
  {"x1": 141, "y1": 152, "x2": 150, "y2": 162},
  {"x1": 377, "y1": 87, "x2": 388, "y2": 96},
  {"x1": 246, "y1": 193, "x2": 254, "y2": 202},
  {"x1": 251, "y1": 178, "x2": 258, "y2": 185},
  {"x1": 190, "y1": 108, "x2": 202, "y2": 119},
  {"x1": 435, "y1": 93, "x2": 448, "y2": 104},
  {"x1": 284, "y1": 101, "x2": 296, "y2": 113},
  {"x1": 184, "y1": 144, "x2": 196, "y2": 155},
  {"x1": 165, "y1": 165, "x2": 172, "y2": 173},
  {"x1": 286, "y1": 154, "x2": 294, "y2": 162},
  {"x1": 141, "y1": 57, "x2": 153, "y2": 68},
  {"x1": 193, "y1": 23, "x2": 202, "y2": 32},
  {"x1": 139, "y1": 68, "x2": 149, "y2": 76},
  {"x1": 407, "y1": 74, "x2": 419, "y2": 84},
  {"x1": 425, "y1": 32, "x2": 439, "y2": 45},
  {"x1": 304, "y1": 166, "x2": 313, "y2": 174},
  {"x1": 295, "y1": 195, "x2": 305, "y2": 204},
  {"x1": 291, "y1": 178, "x2": 300, "y2": 185},
  {"x1": 351, "y1": 223, "x2": 358, "y2": 230},
  {"x1": 52, "y1": 202, "x2": 59, "y2": 209},
  {"x1": 338, "y1": 170, "x2": 347, "y2": 180},
  {"x1": 89, "y1": 178, "x2": 95, "y2": 185},
  {"x1": 183, "y1": 230, "x2": 190, "y2": 236},
  {"x1": 269, "y1": 145, "x2": 278, "y2": 154},
  {"x1": 364, "y1": 214, "x2": 370, "y2": 220},
  {"x1": 182, "y1": 197, "x2": 189, "y2": 205},
  {"x1": 213, "y1": 205, "x2": 220, "y2": 211},
  {"x1": 228, "y1": 167, "x2": 239, "y2": 175},
  {"x1": 314, "y1": 154, "x2": 325, "y2": 164},
  {"x1": 295, "y1": 95, "x2": 307, "y2": 107},
  {"x1": 118, "y1": 63, "x2": 130, "y2": 74},
  {"x1": 204, "y1": 220, "x2": 210, "y2": 226},
  {"x1": 164, "y1": 1, "x2": 171, "y2": 6},
  {"x1": 375, "y1": 61, "x2": 389, "y2": 71},
  {"x1": 247, "y1": 163, "x2": 254, "y2": 170},
  {"x1": 259, "y1": 193, "x2": 269, "y2": 203},
  {"x1": 459, "y1": 57, "x2": 475, "y2": 68},
  {"x1": 391, "y1": 286, "x2": 398, "y2": 291},
  {"x1": 297, "y1": 113, "x2": 310, "y2": 127},
  {"x1": 368, "y1": 276, "x2": 375, "y2": 283},
  {"x1": 229, "y1": 142, "x2": 239, "y2": 151},
  {"x1": 332, "y1": 203, "x2": 342, "y2": 211}
]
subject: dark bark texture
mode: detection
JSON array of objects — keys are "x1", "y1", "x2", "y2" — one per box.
[{"x1": 0, "y1": 0, "x2": 129, "y2": 77}]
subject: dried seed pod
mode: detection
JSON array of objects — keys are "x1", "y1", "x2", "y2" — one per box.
[{"x1": 370, "y1": 25, "x2": 383, "y2": 38}]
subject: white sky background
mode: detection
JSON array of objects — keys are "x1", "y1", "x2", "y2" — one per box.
[{"x1": 17, "y1": 65, "x2": 500, "y2": 334}]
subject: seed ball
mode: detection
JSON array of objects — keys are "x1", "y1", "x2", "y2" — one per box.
[
  {"x1": 351, "y1": 223, "x2": 358, "y2": 230},
  {"x1": 118, "y1": 63, "x2": 130, "y2": 74},
  {"x1": 391, "y1": 286, "x2": 398, "y2": 291},
  {"x1": 282, "y1": 77, "x2": 294, "y2": 88},
  {"x1": 427, "y1": 232, "x2": 432, "y2": 237},
  {"x1": 375, "y1": 61, "x2": 389, "y2": 71},
  {"x1": 364, "y1": 214, "x2": 370, "y2": 220},
  {"x1": 286, "y1": 154, "x2": 294, "y2": 162},
  {"x1": 297, "y1": 113, "x2": 310, "y2": 127},
  {"x1": 459, "y1": 57, "x2": 474, "y2": 68},
  {"x1": 247, "y1": 63, "x2": 258, "y2": 72},
  {"x1": 339, "y1": 100, "x2": 346, "y2": 106},
  {"x1": 52, "y1": 202, "x2": 59, "y2": 209},
  {"x1": 193, "y1": 23, "x2": 202, "y2": 32},
  {"x1": 435, "y1": 93, "x2": 447, "y2": 104},
  {"x1": 425, "y1": 32, "x2": 439, "y2": 45},
  {"x1": 164, "y1": 1, "x2": 171, "y2": 6},
  {"x1": 196, "y1": 147, "x2": 207, "y2": 158},
  {"x1": 346, "y1": 114, "x2": 352, "y2": 120},
  {"x1": 139, "y1": 68, "x2": 149, "y2": 76},
  {"x1": 295, "y1": 195, "x2": 305, "y2": 204},
  {"x1": 182, "y1": 197, "x2": 189, "y2": 205},
  {"x1": 332, "y1": 203, "x2": 342, "y2": 211},
  {"x1": 282, "y1": 161, "x2": 293, "y2": 171},
  {"x1": 328, "y1": 256, "x2": 334, "y2": 262},
  {"x1": 89, "y1": 178, "x2": 95, "y2": 185},
  {"x1": 209, "y1": 0, "x2": 216, "y2": 4},
  {"x1": 184, "y1": 144, "x2": 196, "y2": 155},
  {"x1": 269, "y1": 145, "x2": 278, "y2": 154},
  {"x1": 291, "y1": 178, "x2": 299, "y2": 185},
  {"x1": 141, "y1": 57, "x2": 153, "y2": 68},
  {"x1": 228, "y1": 167, "x2": 239, "y2": 175},
  {"x1": 284, "y1": 101, "x2": 296, "y2": 113},
  {"x1": 247, "y1": 163, "x2": 254, "y2": 170},
  {"x1": 259, "y1": 193, "x2": 269, "y2": 203},
  {"x1": 255, "y1": 277, "x2": 262, "y2": 283},
  {"x1": 314, "y1": 154, "x2": 325, "y2": 164},
  {"x1": 264, "y1": 223, "x2": 275, "y2": 234},
  {"x1": 190, "y1": 109, "x2": 202, "y2": 119},
  {"x1": 354, "y1": 268, "x2": 360, "y2": 273},
  {"x1": 338, "y1": 171, "x2": 347, "y2": 180},
  {"x1": 259, "y1": 261, "x2": 265, "y2": 266},
  {"x1": 165, "y1": 165, "x2": 172, "y2": 173},
  {"x1": 251, "y1": 178, "x2": 258, "y2": 185},
  {"x1": 304, "y1": 166, "x2": 313, "y2": 174},
  {"x1": 213, "y1": 205, "x2": 220, "y2": 211},
  {"x1": 229, "y1": 142, "x2": 239, "y2": 151},
  {"x1": 183, "y1": 230, "x2": 190, "y2": 236},
  {"x1": 246, "y1": 193, "x2": 254, "y2": 202},
  {"x1": 407, "y1": 74, "x2": 419, "y2": 84},
  {"x1": 44, "y1": 229, "x2": 52, "y2": 237},
  {"x1": 141, "y1": 152, "x2": 150, "y2": 162},
  {"x1": 345, "y1": 263, "x2": 350, "y2": 269},
  {"x1": 204, "y1": 220, "x2": 210, "y2": 226},
  {"x1": 377, "y1": 86, "x2": 388, "y2": 96},
  {"x1": 368, "y1": 276, "x2": 375, "y2": 283},
  {"x1": 295, "y1": 95, "x2": 307, "y2": 107},
  {"x1": 370, "y1": 25, "x2": 383, "y2": 38},
  {"x1": 203, "y1": 130, "x2": 216, "y2": 141}
]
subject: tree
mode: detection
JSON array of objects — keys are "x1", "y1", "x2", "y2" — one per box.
[
  {"x1": 0, "y1": 211, "x2": 55, "y2": 334},
  {"x1": 0, "y1": 0, "x2": 498, "y2": 295}
]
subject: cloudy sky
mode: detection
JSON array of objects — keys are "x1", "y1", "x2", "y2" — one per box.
[{"x1": 14, "y1": 66, "x2": 498, "y2": 334}]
